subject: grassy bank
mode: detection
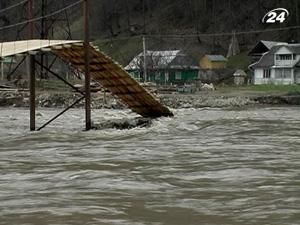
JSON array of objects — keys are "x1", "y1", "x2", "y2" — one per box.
[
  {"x1": 247, "y1": 85, "x2": 300, "y2": 93},
  {"x1": 35, "y1": 80, "x2": 300, "y2": 96},
  {"x1": 214, "y1": 84, "x2": 300, "y2": 96}
]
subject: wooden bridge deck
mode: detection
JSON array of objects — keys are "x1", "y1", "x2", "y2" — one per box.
[{"x1": 0, "y1": 39, "x2": 173, "y2": 118}]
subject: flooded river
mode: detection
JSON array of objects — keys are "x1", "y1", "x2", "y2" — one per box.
[{"x1": 0, "y1": 107, "x2": 299, "y2": 225}]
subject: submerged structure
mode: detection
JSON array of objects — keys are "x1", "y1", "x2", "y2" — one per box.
[{"x1": 0, "y1": 39, "x2": 173, "y2": 130}]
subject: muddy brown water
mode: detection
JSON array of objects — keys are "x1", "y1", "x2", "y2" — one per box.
[{"x1": 0, "y1": 107, "x2": 299, "y2": 225}]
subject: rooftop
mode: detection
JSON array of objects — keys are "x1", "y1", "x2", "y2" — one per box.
[
  {"x1": 125, "y1": 50, "x2": 198, "y2": 70},
  {"x1": 261, "y1": 40, "x2": 287, "y2": 49},
  {"x1": 205, "y1": 55, "x2": 227, "y2": 62},
  {"x1": 250, "y1": 43, "x2": 300, "y2": 69},
  {"x1": 248, "y1": 40, "x2": 288, "y2": 56},
  {"x1": 233, "y1": 69, "x2": 247, "y2": 76}
]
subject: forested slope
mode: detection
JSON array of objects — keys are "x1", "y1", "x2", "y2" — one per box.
[{"x1": 0, "y1": 0, "x2": 299, "y2": 65}]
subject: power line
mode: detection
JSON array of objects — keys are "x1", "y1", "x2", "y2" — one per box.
[
  {"x1": 145, "y1": 25, "x2": 300, "y2": 38},
  {"x1": 0, "y1": 0, "x2": 83, "y2": 32},
  {"x1": 94, "y1": 25, "x2": 300, "y2": 44},
  {"x1": 0, "y1": 0, "x2": 28, "y2": 14},
  {"x1": 96, "y1": 35, "x2": 143, "y2": 44}
]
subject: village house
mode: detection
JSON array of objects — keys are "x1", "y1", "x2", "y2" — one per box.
[
  {"x1": 249, "y1": 43, "x2": 300, "y2": 85},
  {"x1": 248, "y1": 40, "x2": 287, "y2": 63},
  {"x1": 125, "y1": 50, "x2": 199, "y2": 85},
  {"x1": 199, "y1": 54, "x2": 227, "y2": 70}
]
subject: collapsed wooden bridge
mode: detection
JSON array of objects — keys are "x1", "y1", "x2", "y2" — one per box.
[
  {"x1": 0, "y1": 39, "x2": 173, "y2": 130},
  {"x1": 52, "y1": 42, "x2": 173, "y2": 118}
]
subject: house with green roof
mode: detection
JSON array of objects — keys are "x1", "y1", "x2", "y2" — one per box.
[{"x1": 125, "y1": 50, "x2": 199, "y2": 85}]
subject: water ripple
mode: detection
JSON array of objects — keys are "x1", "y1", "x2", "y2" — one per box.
[{"x1": 0, "y1": 107, "x2": 299, "y2": 225}]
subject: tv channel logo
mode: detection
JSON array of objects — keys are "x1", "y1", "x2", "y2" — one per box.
[{"x1": 262, "y1": 8, "x2": 289, "y2": 24}]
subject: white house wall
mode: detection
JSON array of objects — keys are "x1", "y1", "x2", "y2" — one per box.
[
  {"x1": 254, "y1": 69, "x2": 264, "y2": 84},
  {"x1": 254, "y1": 68, "x2": 294, "y2": 85}
]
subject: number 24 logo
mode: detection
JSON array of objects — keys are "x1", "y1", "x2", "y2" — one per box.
[{"x1": 262, "y1": 8, "x2": 289, "y2": 24}]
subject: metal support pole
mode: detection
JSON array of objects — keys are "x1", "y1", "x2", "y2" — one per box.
[
  {"x1": 1, "y1": 61, "x2": 3, "y2": 80},
  {"x1": 28, "y1": 0, "x2": 35, "y2": 131},
  {"x1": 29, "y1": 55, "x2": 35, "y2": 131},
  {"x1": 103, "y1": 89, "x2": 107, "y2": 104},
  {"x1": 40, "y1": 0, "x2": 49, "y2": 79},
  {"x1": 142, "y1": 35, "x2": 147, "y2": 82},
  {"x1": 28, "y1": 0, "x2": 34, "y2": 39},
  {"x1": 84, "y1": 0, "x2": 91, "y2": 130}
]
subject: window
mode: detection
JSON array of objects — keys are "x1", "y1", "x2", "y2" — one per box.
[
  {"x1": 276, "y1": 54, "x2": 292, "y2": 60},
  {"x1": 175, "y1": 71, "x2": 182, "y2": 80},
  {"x1": 275, "y1": 69, "x2": 292, "y2": 79},
  {"x1": 263, "y1": 69, "x2": 271, "y2": 78}
]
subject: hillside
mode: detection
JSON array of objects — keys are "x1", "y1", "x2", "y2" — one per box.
[
  {"x1": 0, "y1": 0, "x2": 300, "y2": 66},
  {"x1": 89, "y1": 0, "x2": 300, "y2": 65}
]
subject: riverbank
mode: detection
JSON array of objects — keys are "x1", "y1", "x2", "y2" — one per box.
[
  {"x1": 1, "y1": 89, "x2": 300, "y2": 109},
  {"x1": 0, "y1": 91, "x2": 125, "y2": 109}
]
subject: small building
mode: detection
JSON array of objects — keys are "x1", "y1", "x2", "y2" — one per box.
[
  {"x1": 125, "y1": 50, "x2": 199, "y2": 85},
  {"x1": 199, "y1": 54, "x2": 227, "y2": 70},
  {"x1": 249, "y1": 43, "x2": 300, "y2": 85},
  {"x1": 233, "y1": 69, "x2": 247, "y2": 85},
  {"x1": 248, "y1": 40, "x2": 287, "y2": 63}
]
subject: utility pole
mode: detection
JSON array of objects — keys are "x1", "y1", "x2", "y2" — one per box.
[
  {"x1": 83, "y1": 0, "x2": 91, "y2": 130},
  {"x1": 40, "y1": 0, "x2": 47, "y2": 79},
  {"x1": 41, "y1": 0, "x2": 46, "y2": 39},
  {"x1": 28, "y1": 0, "x2": 33, "y2": 38},
  {"x1": 142, "y1": 0, "x2": 147, "y2": 82},
  {"x1": 1, "y1": 61, "x2": 4, "y2": 81},
  {"x1": 28, "y1": 0, "x2": 35, "y2": 131},
  {"x1": 143, "y1": 35, "x2": 147, "y2": 82}
]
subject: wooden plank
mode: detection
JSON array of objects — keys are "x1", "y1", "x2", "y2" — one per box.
[{"x1": 52, "y1": 43, "x2": 173, "y2": 118}]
